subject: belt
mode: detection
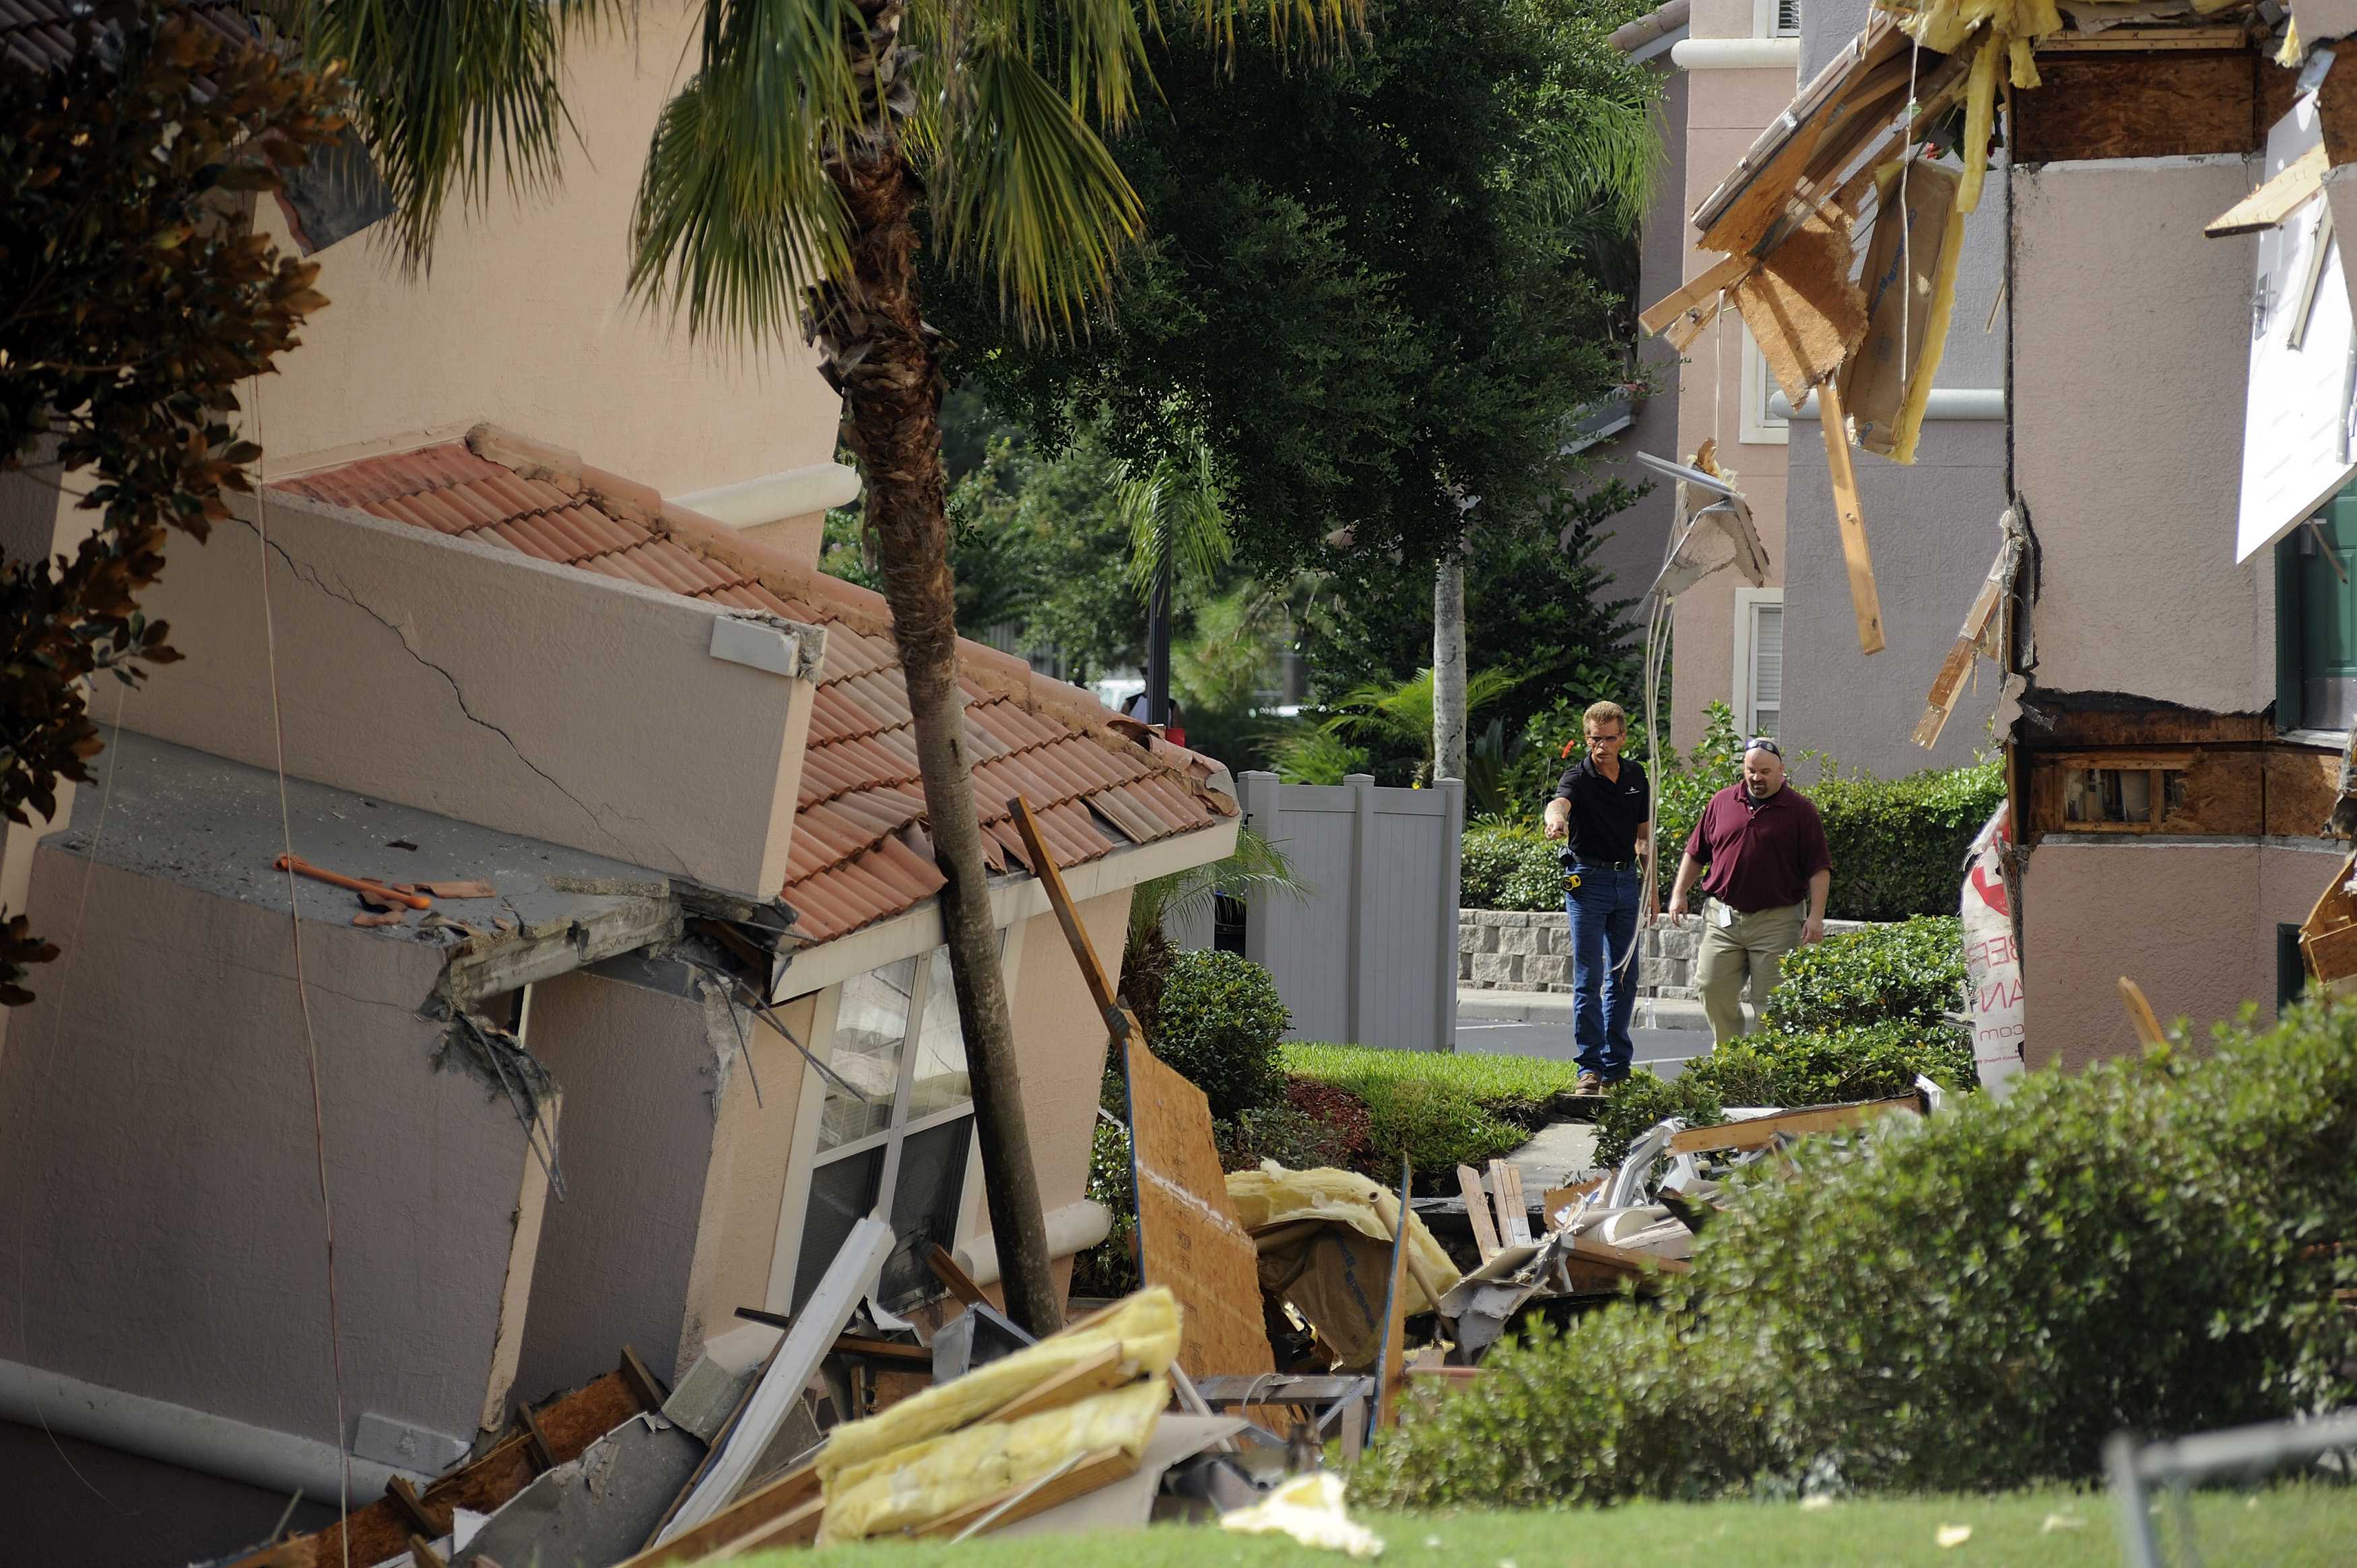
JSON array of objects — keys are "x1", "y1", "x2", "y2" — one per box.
[{"x1": 1572, "y1": 858, "x2": 1638, "y2": 873}]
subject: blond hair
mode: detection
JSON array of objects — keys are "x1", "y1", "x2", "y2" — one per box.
[{"x1": 1583, "y1": 701, "x2": 1628, "y2": 732}]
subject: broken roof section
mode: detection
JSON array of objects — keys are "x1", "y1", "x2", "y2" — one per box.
[{"x1": 272, "y1": 426, "x2": 1236, "y2": 947}]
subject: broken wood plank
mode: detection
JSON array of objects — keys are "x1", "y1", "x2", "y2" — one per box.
[
  {"x1": 983, "y1": 1342, "x2": 1139, "y2": 1426},
  {"x1": 1816, "y1": 378, "x2": 1888, "y2": 655},
  {"x1": 2210, "y1": 141, "x2": 2329, "y2": 236},
  {"x1": 618, "y1": 1459, "x2": 824, "y2": 1568},
  {"x1": 2119, "y1": 976, "x2": 2168, "y2": 1049},
  {"x1": 385, "y1": 1475, "x2": 442, "y2": 1541},
  {"x1": 408, "y1": 1534, "x2": 449, "y2": 1568},
  {"x1": 1456, "y1": 1163, "x2": 1501, "y2": 1262},
  {"x1": 925, "y1": 1241, "x2": 991, "y2": 1308},
  {"x1": 2038, "y1": 25, "x2": 2254, "y2": 52},
  {"x1": 1913, "y1": 556, "x2": 2009, "y2": 748},
  {"x1": 1662, "y1": 289, "x2": 1727, "y2": 353},
  {"x1": 1666, "y1": 1095, "x2": 1920, "y2": 1156},
  {"x1": 1541, "y1": 1178, "x2": 1604, "y2": 1230},
  {"x1": 1639, "y1": 252, "x2": 1756, "y2": 339},
  {"x1": 1487, "y1": 1159, "x2": 1533, "y2": 1249},
  {"x1": 620, "y1": 1344, "x2": 670, "y2": 1415},
  {"x1": 1373, "y1": 1157, "x2": 1415, "y2": 1432},
  {"x1": 1561, "y1": 1231, "x2": 1694, "y2": 1276},
  {"x1": 915, "y1": 1446, "x2": 1141, "y2": 1539},
  {"x1": 1731, "y1": 211, "x2": 1868, "y2": 403},
  {"x1": 519, "y1": 1400, "x2": 557, "y2": 1472},
  {"x1": 703, "y1": 1493, "x2": 825, "y2": 1559}
]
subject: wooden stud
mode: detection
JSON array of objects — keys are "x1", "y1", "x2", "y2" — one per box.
[
  {"x1": 385, "y1": 1475, "x2": 440, "y2": 1541},
  {"x1": 1914, "y1": 559, "x2": 2008, "y2": 748},
  {"x1": 1639, "y1": 253, "x2": 1756, "y2": 338},
  {"x1": 925, "y1": 1241, "x2": 991, "y2": 1308},
  {"x1": 1816, "y1": 379, "x2": 1887, "y2": 655},
  {"x1": 2119, "y1": 977, "x2": 2168, "y2": 1050},
  {"x1": 982, "y1": 1343, "x2": 1139, "y2": 1426},
  {"x1": 619, "y1": 1344, "x2": 669, "y2": 1415},
  {"x1": 1488, "y1": 1159, "x2": 1533, "y2": 1248},
  {"x1": 407, "y1": 1535, "x2": 449, "y2": 1568},
  {"x1": 1456, "y1": 1163, "x2": 1501, "y2": 1262},
  {"x1": 1665, "y1": 1095, "x2": 1921, "y2": 1156},
  {"x1": 616, "y1": 1459, "x2": 825, "y2": 1568},
  {"x1": 1372, "y1": 1156, "x2": 1415, "y2": 1433},
  {"x1": 916, "y1": 1447, "x2": 1141, "y2": 1539},
  {"x1": 518, "y1": 1401, "x2": 556, "y2": 1473}
]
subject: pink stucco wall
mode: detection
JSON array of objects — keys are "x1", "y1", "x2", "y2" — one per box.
[
  {"x1": 115, "y1": 491, "x2": 812, "y2": 897},
  {"x1": 0, "y1": 852, "x2": 546, "y2": 1450},
  {"x1": 2011, "y1": 157, "x2": 2272, "y2": 713},
  {"x1": 247, "y1": 3, "x2": 840, "y2": 502},
  {"x1": 2021, "y1": 839, "x2": 2339, "y2": 1069}
]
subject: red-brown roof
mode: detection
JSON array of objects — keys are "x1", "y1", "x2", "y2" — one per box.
[{"x1": 271, "y1": 429, "x2": 1234, "y2": 945}]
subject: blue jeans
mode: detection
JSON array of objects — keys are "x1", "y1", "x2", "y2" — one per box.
[{"x1": 1565, "y1": 865, "x2": 1642, "y2": 1079}]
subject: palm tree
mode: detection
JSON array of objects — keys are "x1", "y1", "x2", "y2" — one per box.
[{"x1": 294, "y1": 0, "x2": 1362, "y2": 1335}]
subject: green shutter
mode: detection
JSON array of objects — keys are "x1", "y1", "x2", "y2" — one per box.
[{"x1": 2282, "y1": 486, "x2": 2357, "y2": 732}]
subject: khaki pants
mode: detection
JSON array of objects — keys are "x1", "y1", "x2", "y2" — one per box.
[{"x1": 1695, "y1": 900, "x2": 1805, "y2": 1046}]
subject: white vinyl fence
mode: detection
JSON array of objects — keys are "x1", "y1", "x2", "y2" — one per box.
[{"x1": 1214, "y1": 772, "x2": 1463, "y2": 1053}]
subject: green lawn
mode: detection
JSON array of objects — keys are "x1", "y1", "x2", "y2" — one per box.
[
  {"x1": 758, "y1": 1484, "x2": 2357, "y2": 1565},
  {"x1": 1280, "y1": 1042, "x2": 1586, "y2": 1106},
  {"x1": 1278, "y1": 1042, "x2": 1587, "y2": 1178}
]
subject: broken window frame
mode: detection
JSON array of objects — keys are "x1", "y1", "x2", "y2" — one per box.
[
  {"x1": 2043, "y1": 753, "x2": 2191, "y2": 834},
  {"x1": 772, "y1": 936, "x2": 1005, "y2": 1316}
]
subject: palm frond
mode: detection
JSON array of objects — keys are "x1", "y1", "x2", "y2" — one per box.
[
  {"x1": 1323, "y1": 666, "x2": 1527, "y2": 749},
  {"x1": 1269, "y1": 724, "x2": 1369, "y2": 786},
  {"x1": 1127, "y1": 825, "x2": 1307, "y2": 951},
  {"x1": 1117, "y1": 443, "x2": 1233, "y2": 599},
  {"x1": 1523, "y1": 85, "x2": 1660, "y2": 232},
  {"x1": 624, "y1": 0, "x2": 870, "y2": 341},
  {"x1": 931, "y1": 37, "x2": 1142, "y2": 341},
  {"x1": 297, "y1": 0, "x2": 617, "y2": 266},
  {"x1": 1189, "y1": 0, "x2": 1366, "y2": 65}
]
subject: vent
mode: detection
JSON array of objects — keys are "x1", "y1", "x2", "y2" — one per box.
[{"x1": 1775, "y1": 0, "x2": 1802, "y2": 36}]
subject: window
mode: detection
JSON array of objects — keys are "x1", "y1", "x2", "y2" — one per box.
[
  {"x1": 2276, "y1": 485, "x2": 2357, "y2": 735},
  {"x1": 1739, "y1": 324, "x2": 1789, "y2": 446},
  {"x1": 1755, "y1": 0, "x2": 1801, "y2": 38},
  {"x1": 791, "y1": 946, "x2": 978, "y2": 1312},
  {"x1": 1732, "y1": 588, "x2": 1783, "y2": 739}
]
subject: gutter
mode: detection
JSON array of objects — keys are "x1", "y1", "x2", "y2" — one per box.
[
  {"x1": 0, "y1": 1357, "x2": 423, "y2": 1502},
  {"x1": 1671, "y1": 37, "x2": 1801, "y2": 70},
  {"x1": 668, "y1": 463, "x2": 863, "y2": 529},
  {"x1": 1772, "y1": 387, "x2": 2006, "y2": 421}
]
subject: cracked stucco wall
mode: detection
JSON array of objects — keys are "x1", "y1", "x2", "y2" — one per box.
[
  {"x1": 113, "y1": 489, "x2": 812, "y2": 899},
  {"x1": 510, "y1": 969, "x2": 809, "y2": 1396},
  {"x1": 0, "y1": 850, "x2": 546, "y2": 1450}
]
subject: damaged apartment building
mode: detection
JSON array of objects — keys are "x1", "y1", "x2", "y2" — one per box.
[
  {"x1": 0, "y1": 9, "x2": 1237, "y2": 1565},
  {"x1": 1641, "y1": 0, "x2": 2357, "y2": 1064}
]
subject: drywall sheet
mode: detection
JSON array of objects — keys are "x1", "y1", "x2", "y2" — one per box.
[{"x1": 2238, "y1": 96, "x2": 2357, "y2": 561}]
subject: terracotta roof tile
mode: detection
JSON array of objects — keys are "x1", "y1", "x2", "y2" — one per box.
[{"x1": 271, "y1": 438, "x2": 1227, "y2": 946}]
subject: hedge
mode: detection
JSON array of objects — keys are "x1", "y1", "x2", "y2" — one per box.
[
  {"x1": 1357, "y1": 998, "x2": 2357, "y2": 1506},
  {"x1": 1463, "y1": 704, "x2": 2003, "y2": 924},
  {"x1": 1279, "y1": 1042, "x2": 1585, "y2": 1184}
]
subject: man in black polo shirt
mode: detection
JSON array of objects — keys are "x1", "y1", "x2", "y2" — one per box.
[
  {"x1": 1665, "y1": 736, "x2": 1833, "y2": 1046},
  {"x1": 1541, "y1": 701, "x2": 1653, "y2": 1094}
]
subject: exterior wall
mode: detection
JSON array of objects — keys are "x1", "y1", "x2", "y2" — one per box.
[
  {"x1": 114, "y1": 491, "x2": 813, "y2": 897},
  {"x1": 246, "y1": 4, "x2": 839, "y2": 504},
  {"x1": 1588, "y1": 66, "x2": 1694, "y2": 602},
  {"x1": 1775, "y1": 0, "x2": 2011, "y2": 776},
  {"x1": 679, "y1": 990, "x2": 816, "y2": 1364},
  {"x1": 0, "y1": 1421, "x2": 337, "y2": 1568},
  {"x1": 1669, "y1": 3, "x2": 1795, "y2": 747},
  {"x1": 0, "y1": 850, "x2": 545, "y2": 1452},
  {"x1": 2012, "y1": 156, "x2": 2271, "y2": 714},
  {"x1": 2021, "y1": 838, "x2": 2337, "y2": 1068},
  {"x1": 1004, "y1": 887, "x2": 1137, "y2": 1235}
]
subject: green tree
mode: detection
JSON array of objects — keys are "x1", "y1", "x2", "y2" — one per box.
[
  {"x1": 0, "y1": 11, "x2": 338, "y2": 1004},
  {"x1": 310, "y1": 0, "x2": 1367, "y2": 1333}
]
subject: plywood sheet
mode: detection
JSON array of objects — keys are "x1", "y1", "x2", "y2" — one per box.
[
  {"x1": 1125, "y1": 1037, "x2": 1276, "y2": 1380},
  {"x1": 1733, "y1": 212, "x2": 1867, "y2": 403},
  {"x1": 2012, "y1": 51, "x2": 2260, "y2": 163},
  {"x1": 2267, "y1": 746, "x2": 2343, "y2": 836}
]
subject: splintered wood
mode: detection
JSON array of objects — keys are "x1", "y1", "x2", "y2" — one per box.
[
  {"x1": 1731, "y1": 212, "x2": 1867, "y2": 404},
  {"x1": 1816, "y1": 380, "x2": 1887, "y2": 655},
  {"x1": 1124, "y1": 1035, "x2": 1277, "y2": 1381}
]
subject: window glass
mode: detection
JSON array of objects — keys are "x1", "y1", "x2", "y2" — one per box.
[
  {"x1": 819, "y1": 957, "x2": 915, "y2": 1151},
  {"x1": 877, "y1": 1114, "x2": 975, "y2": 1307},
  {"x1": 793, "y1": 1145, "x2": 884, "y2": 1312},
  {"x1": 908, "y1": 947, "x2": 973, "y2": 1121}
]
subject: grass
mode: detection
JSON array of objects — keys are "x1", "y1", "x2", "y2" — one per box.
[
  {"x1": 1278, "y1": 1043, "x2": 1589, "y2": 1182},
  {"x1": 760, "y1": 1483, "x2": 2357, "y2": 1566}
]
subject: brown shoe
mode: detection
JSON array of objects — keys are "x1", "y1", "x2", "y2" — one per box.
[{"x1": 1576, "y1": 1071, "x2": 1604, "y2": 1097}]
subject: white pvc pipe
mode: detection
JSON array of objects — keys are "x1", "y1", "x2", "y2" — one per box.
[
  {"x1": 0, "y1": 1357, "x2": 420, "y2": 1502},
  {"x1": 668, "y1": 463, "x2": 863, "y2": 529},
  {"x1": 954, "y1": 1199, "x2": 1114, "y2": 1288},
  {"x1": 1671, "y1": 37, "x2": 1801, "y2": 70},
  {"x1": 1772, "y1": 386, "x2": 2006, "y2": 422}
]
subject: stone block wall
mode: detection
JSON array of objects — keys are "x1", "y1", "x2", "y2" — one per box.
[{"x1": 1459, "y1": 909, "x2": 1873, "y2": 997}]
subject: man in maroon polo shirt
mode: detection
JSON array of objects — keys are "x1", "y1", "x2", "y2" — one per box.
[{"x1": 1663, "y1": 737, "x2": 1832, "y2": 1046}]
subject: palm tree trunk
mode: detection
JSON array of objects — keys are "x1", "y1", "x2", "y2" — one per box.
[
  {"x1": 1433, "y1": 545, "x2": 1467, "y2": 782},
  {"x1": 819, "y1": 3, "x2": 1061, "y2": 1336}
]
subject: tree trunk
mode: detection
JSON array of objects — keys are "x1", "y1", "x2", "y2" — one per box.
[
  {"x1": 1433, "y1": 546, "x2": 1467, "y2": 783},
  {"x1": 1145, "y1": 543, "x2": 1173, "y2": 726},
  {"x1": 818, "y1": 1, "x2": 1061, "y2": 1336}
]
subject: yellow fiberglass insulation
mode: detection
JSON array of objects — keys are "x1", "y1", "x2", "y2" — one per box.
[
  {"x1": 816, "y1": 1377, "x2": 1170, "y2": 1542},
  {"x1": 1226, "y1": 1161, "x2": 1460, "y2": 1310},
  {"x1": 814, "y1": 1286, "x2": 1181, "y2": 1485}
]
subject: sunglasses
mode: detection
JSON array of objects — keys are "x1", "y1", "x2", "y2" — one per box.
[{"x1": 1744, "y1": 737, "x2": 1782, "y2": 757}]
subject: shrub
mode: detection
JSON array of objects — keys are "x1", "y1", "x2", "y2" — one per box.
[
  {"x1": 1281, "y1": 1043, "x2": 1585, "y2": 1183},
  {"x1": 1459, "y1": 821, "x2": 1564, "y2": 912},
  {"x1": 1593, "y1": 1068, "x2": 1724, "y2": 1166},
  {"x1": 1071, "y1": 1119, "x2": 1138, "y2": 1299},
  {"x1": 1810, "y1": 762, "x2": 2005, "y2": 923},
  {"x1": 1152, "y1": 950, "x2": 1290, "y2": 1118},
  {"x1": 1355, "y1": 1000, "x2": 2357, "y2": 1507},
  {"x1": 1683, "y1": 1021, "x2": 1970, "y2": 1109},
  {"x1": 1215, "y1": 1103, "x2": 1362, "y2": 1173},
  {"x1": 1762, "y1": 916, "x2": 1968, "y2": 1035}
]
